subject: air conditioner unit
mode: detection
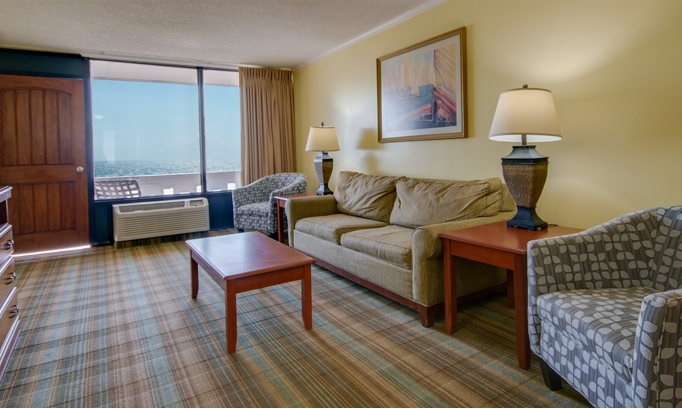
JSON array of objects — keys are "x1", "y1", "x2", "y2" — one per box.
[{"x1": 113, "y1": 198, "x2": 210, "y2": 242}]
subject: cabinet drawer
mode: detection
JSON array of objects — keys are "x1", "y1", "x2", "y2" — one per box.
[
  {"x1": 0, "y1": 226, "x2": 12, "y2": 264},
  {"x1": 0, "y1": 289, "x2": 18, "y2": 345},
  {"x1": 0, "y1": 259, "x2": 14, "y2": 304}
]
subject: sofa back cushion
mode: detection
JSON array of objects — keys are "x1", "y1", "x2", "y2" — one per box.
[
  {"x1": 334, "y1": 171, "x2": 399, "y2": 223},
  {"x1": 390, "y1": 177, "x2": 503, "y2": 228}
]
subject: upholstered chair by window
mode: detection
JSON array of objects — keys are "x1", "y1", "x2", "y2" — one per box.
[
  {"x1": 232, "y1": 173, "x2": 307, "y2": 235},
  {"x1": 528, "y1": 206, "x2": 682, "y2": 407}
]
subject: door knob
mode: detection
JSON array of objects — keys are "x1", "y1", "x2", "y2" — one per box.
[{"x1": 76, "y1": 166, "x2": 84, "y2": 173}]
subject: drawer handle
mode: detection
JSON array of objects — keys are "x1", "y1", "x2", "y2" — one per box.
[
  {"x1": 4, "y1": 272, "x2": 15, "y2": 284},
  {"x1": 2, "y1": 240, "x2": 14, "y2": 250},
  {"x1": 8, "y1": 306, "x2": 18, "y2": 319}
]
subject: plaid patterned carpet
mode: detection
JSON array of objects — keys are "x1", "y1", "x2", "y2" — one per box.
[{"x1": 0, "y1": 239, "x2": 589, "y2": 407}]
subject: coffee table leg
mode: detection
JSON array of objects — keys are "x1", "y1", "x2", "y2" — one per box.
[
  {"x1": 226, "y1": 280, "x2": 237, "y2": 353},
  {"x1": 302, "y1": 264, "x2": 312, "y2": 329},
  {"x1": 444, "y1": 242, "x2": 457, "y2": 335},
  {"x1": 191, "y1": 255, "x2": 199, "y2": 299}
]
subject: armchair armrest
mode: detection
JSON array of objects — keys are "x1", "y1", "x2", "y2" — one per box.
[
  {"x1": 232, "y1": 177, "x2": 272, "y2": 209},
  {"x1": 632, "y1": 288, "x2": 682, "y2": 407},
  {"x1": 268, "y1": 177, "x2": 308, "y2": 230},
  {"x1": 285, "y1": 195, "x2": 338, "y2": 246},
  {"x1": 269, "y1": 177, "x2": 308, "y2": 202}
]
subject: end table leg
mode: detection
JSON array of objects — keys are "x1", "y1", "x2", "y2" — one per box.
[
  {"x1": 302, "y1": 264, "x2": 312, "y2": 330},
  {"x1": 191, "y1": 255, "x2": 199, "y2": 299},
  {"x1": 506, "y1": 269, "x2": 515, "y2": 308},
  {"x1": 514, "y1": 255, "x2": 531, "y2": 369},
  {"x1": 226, "y1": 280, "x2": 237, "y2": 353},
  {"x1": 277, "y1": 201, "x2": 285, "y2": 243},
  {"x1": 444, "y1": 241, "x2": 457, "y2": 335}
]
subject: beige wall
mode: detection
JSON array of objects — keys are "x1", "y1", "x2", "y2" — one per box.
[{"x1": 293, "y1": 0, "x2": 682, "y2": 229}]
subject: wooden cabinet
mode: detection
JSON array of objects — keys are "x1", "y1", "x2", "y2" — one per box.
[{"x1": 0, "y1": 186, "x2": 19, "y2": 381}]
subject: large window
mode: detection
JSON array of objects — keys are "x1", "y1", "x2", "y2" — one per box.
[{"x1": 90, "y1": 61, "x2": 240, "y2": 200}]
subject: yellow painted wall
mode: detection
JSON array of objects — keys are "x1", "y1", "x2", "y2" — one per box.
[{"x1": 293, "y1": 0, "x2": 682, "y2": 229}]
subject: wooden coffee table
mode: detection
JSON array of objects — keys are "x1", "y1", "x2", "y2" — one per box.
[
  {"x1": 439, "y1": 222, "x2": 583, "y2": 369},
  {"x1": 186, "y1": 232, "x2": 316, "y2": 353}
]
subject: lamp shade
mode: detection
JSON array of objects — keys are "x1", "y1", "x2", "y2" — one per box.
[
  {"x1": 306, "y1": 125, "x2": 340, "y2": 152},
  {"x1": 489, "y1": 88, "x2": 562, "y2": 143}
]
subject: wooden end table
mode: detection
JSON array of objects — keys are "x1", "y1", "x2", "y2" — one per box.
[
  {"x1": 438, "y1": 222, "x2": 582, "y2": 369},
  {"x1": 274, "y1": 193, "x2": 318, "y2": 243},
  {"x1": 186, "y1": 232, "x2": 316, "y2": 353}
]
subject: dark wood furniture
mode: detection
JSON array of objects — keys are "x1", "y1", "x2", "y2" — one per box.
[
  {"x1": 0, "y1": 186, "x2": 19, "y2": 381},
  {"x1": 186, "y1": 232, "x2": 316, "y2": 353},
  {"x1": 439, "y1": 222, "x2": 582, "y2": 369},
  {"x1": 274, "y1": 193, "x2": 318, "y2": 243}
]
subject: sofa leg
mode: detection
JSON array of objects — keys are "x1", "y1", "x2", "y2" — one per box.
[
  {"x1": 418, "y1": 306, "x2": 436, "y2": 328},
  {"x1": 540, "y1": 359, "x2": 562, "y2": 391}
]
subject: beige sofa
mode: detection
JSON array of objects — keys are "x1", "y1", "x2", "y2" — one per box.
[{"x1": 286, "y1": 171, "x2": 516, "y2": 327}]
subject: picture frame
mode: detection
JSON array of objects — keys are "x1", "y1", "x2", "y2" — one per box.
[{"x1": 377, "y1": 27, "x2": 467, "y2": 143}]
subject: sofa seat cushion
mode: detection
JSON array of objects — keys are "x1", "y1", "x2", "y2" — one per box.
[
  {"x1": 295, "y1": 214, "x2": 387, "y2": 245},
  {"x1": 340, "y1": 225, "x2": 414, "y2": 269},
  {"x1": 537, "y1": 286, "x2": 657, "y2": 382},
  {"x1": 236, "y1": 201, "x2": 270, "y2": 217}
]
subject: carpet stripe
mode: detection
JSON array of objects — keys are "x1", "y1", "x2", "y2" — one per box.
[{"x1": 0, "y1": 238, "x2": 588, "y2": 407}]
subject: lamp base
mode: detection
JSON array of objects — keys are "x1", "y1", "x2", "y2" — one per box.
[
  {"x1": 315, "y1": 184, "x2": 333, "y2": 196},
  {"x1": 313, "y1": 151, "x2": 334, "y2": 196},
  {"x1": 507, "y1": 206, "x2": 548, "y2": 231},
  {"x1": 501, "y1": 144, "x2": 550, "y2": 231}
]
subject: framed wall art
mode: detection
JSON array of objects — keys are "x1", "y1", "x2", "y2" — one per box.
[{"x1": 377, "y1": 27, "x2": 467, "y2": 142}]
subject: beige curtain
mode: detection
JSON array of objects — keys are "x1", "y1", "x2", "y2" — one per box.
[{"x1": 239, "y1": 67, "x2": 296, "y2": 185}]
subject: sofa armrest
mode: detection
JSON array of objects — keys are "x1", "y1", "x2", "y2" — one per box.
[
  {"x1": 631, "y1": 289, "x2": 682, "y2": 407},
  {"x1": 413, "y1": 211, "x2": 516, "y2": 261},
  {"x1": 409, "y1": 211, "x2": 515, "y2": 306},
  {"x1": 285, "y1": 195, "x2": 338, "y2": 246}
]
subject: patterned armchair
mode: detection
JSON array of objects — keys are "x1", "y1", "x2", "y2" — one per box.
[
  {"x1": 232, "y1": 173, "x2": 307, "y2": 234},
  {"x1": 528, "y1": 206, "x2": 682, "y2": 408}
]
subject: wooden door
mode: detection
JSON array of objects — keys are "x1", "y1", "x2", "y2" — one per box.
[{"x1": 0, "y1": 74, "x2": 89, "y2": 253}]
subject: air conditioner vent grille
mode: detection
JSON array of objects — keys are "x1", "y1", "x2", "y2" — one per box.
[{"x1": 113, "y1": 198, "x2": 209, "y2": 242}]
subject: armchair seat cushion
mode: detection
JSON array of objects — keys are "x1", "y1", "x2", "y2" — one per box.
[
  {"x1": 340, "y1": 225, "x2": 414, "y2": 269},
  {"x1": 295, "y1": 214, "x2": 388, "y2": 245},
  {"x1": 236, "y1": 201, "x2": 270, "y2": 217},
  {"x1": 537, "y1": 286, "x2": 658, "y2": 381}
]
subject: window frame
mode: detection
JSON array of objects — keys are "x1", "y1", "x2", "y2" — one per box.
[{"x1": 88, "y1": 59, "x2": 239, "y2": 203}]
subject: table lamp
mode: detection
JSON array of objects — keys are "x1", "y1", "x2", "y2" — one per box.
[
  {"x1": 489, "y1": 85, "x2": 562, "y2": 231},
  {"x1": 306, "y1": 123, "x2": 340, "y2": 195}
]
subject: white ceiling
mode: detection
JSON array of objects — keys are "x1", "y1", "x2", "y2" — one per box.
[{"x1": 0, "y1": 0, "x2": 445, "y2": 69}]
